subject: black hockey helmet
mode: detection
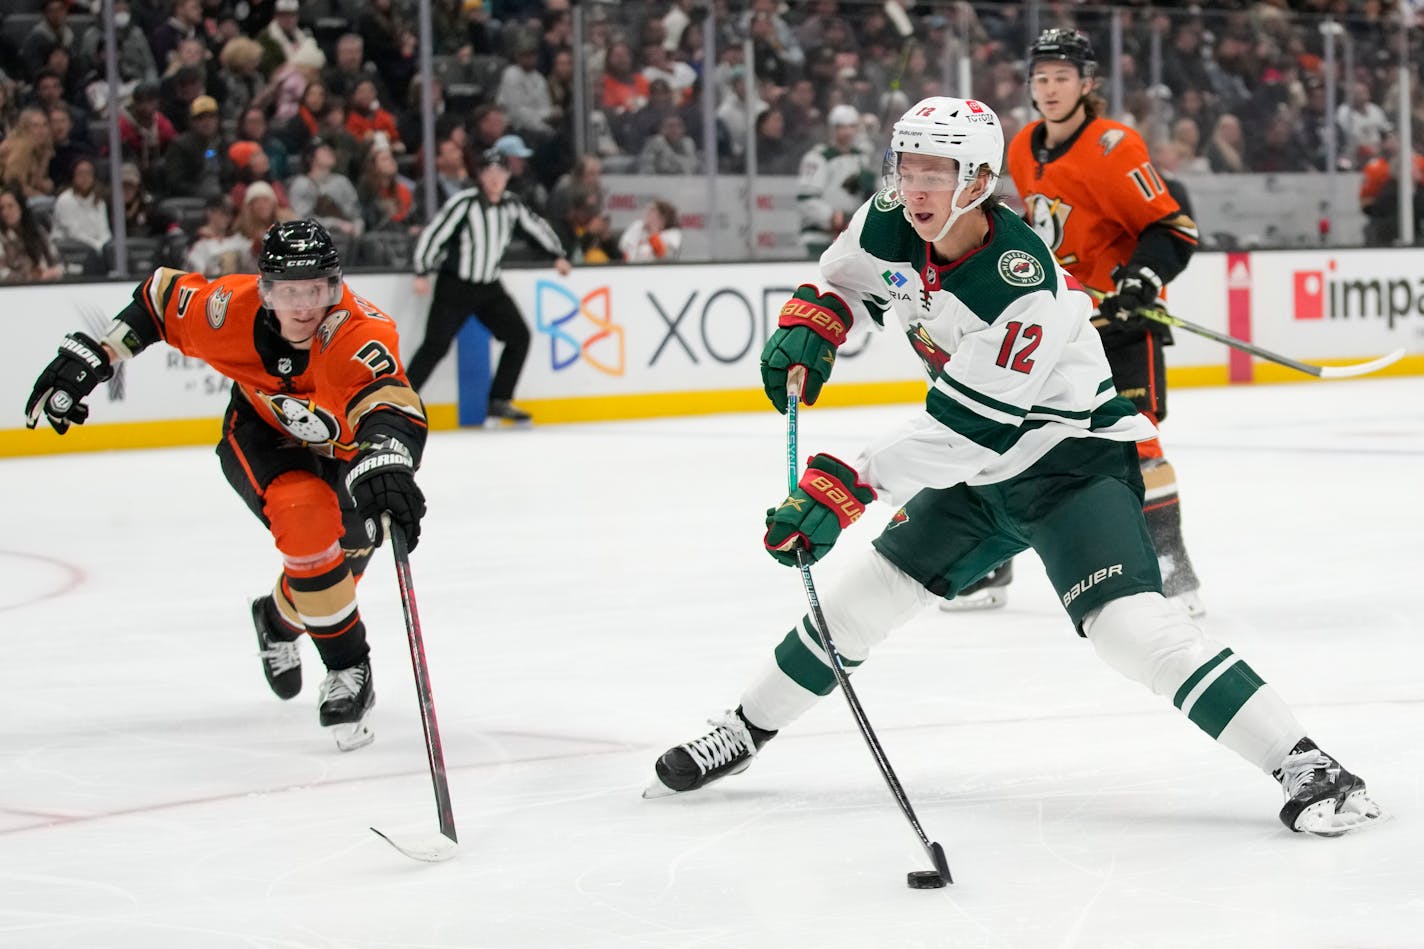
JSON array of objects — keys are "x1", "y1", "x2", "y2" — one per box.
[
  {"x1": 258, "y1": 218, "x2": 343, "y2": 307},
  {"x1": 1028, "y1": 28, "x2": 1097, "y2": 78}
]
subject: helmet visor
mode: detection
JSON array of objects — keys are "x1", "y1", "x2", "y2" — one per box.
[{"x1": 260, "y1": 275, "x2": 343, "y2": 309}]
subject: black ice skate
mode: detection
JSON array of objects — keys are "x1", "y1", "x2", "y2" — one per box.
[
  {"x1": 643, "y1": 707, "x2": 777, "y2": 798},
  {"x1": 940, "y1": 559, "x2": 1014, "y2": 612},
  {"x1": 251, "y1": 595, "x2": 302, "y2": 700},
  {"x1": 318, "y1": 660, "x2": 376, "y2": 751},
  {"x1": 485, "y1": 399, "x2": 532, "y2": 428},
  {"x1": 1273, "y1": 738, "x2": 1383, "y2": 836}
]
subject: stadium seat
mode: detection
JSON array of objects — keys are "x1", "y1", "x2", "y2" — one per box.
[
  {"x1": 2, "y1": 14, "x2": 40, "y2": 52},
  {"x1": 53, "y1": 239, "x2": 105, "y2": 278},
  {"x1": 357, "y1": 230, "x2": 414, "y2": 269},
  {"x1": 157, "y1": 196, "x2": 208, "y2": 238}
]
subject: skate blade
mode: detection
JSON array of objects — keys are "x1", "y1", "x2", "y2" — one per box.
[
  {"x1": 328, "y1": 717, "x2": 375, "y2": 752},
  {"x1": 939, "y1": 589, "x2": 1008, "y2": 612},
  {"x1": 1295, "y1": 790, "x2": 1387, "y2": 837},
  {"x1": 642, "y1": 773, "x2": 677, "y2": 799},
  {"x1": 482, "y1": 418, "x2": 533, "y2": 430}
]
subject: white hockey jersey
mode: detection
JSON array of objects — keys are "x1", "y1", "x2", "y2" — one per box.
[{"x1": 819, "y1": 193, "x2": 1157, "y2": 503}]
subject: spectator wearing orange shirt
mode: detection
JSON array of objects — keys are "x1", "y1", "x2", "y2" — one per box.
[
  {"x1": 1359, "y1": 130, "x2": 1424, "y2": 247},
  {"x1": 345, "y1": 78, "x2": 403, "y2": 154},
  {"x1": 619, "y1": 199, "x2": 682, "y2": 262}
]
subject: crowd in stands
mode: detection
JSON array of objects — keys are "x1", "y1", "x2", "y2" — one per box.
[{"x1": 0, "y1": 0, "x2": 1421, "y2": 283}]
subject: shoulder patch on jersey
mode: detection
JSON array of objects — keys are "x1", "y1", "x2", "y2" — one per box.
[
  {"x1": 316, "y1": 309, "x2": 351, "y2": 352},
  {"x1": 996, "y1": 250, "x2": 1045, "y2": 287},
  {"x1": 206, "y1": 286, "x2": 233, "y2": 329},
  {"x1": 1098, "y1": 127, "x2": 1126, "y2": 156},
  {"x1": 871, "y1": 186, "x2": 901, "y2": 213}
]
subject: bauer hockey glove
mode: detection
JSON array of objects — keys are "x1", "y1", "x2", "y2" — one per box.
[
  {"x1": 1096, "y1": 264, "x2": 1169, "y2": 339},
  {"x1": 25, "y1": 332, "x2": 114, "y2": 434},
  {"x1": 764, "y1": 453, "x2": 876, "y2": 567},
  {"x1": 760, "y1": 285, "x2": 853, "y2": 414},
  {"x1": 345, "y1": 436, "x2": 427, "y2": 551}
]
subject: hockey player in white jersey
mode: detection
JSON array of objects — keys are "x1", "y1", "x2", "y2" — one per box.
[
  {"x1": 796, "y1": 104, "x2": 878, "y2": 259},
  {"x1": 645, "y1": 97, "x2": 1381, "y2": 837}
]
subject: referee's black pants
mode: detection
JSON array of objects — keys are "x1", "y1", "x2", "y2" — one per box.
[{"x1": 406, "y1": 273, "x2": 531, "y2": 402}]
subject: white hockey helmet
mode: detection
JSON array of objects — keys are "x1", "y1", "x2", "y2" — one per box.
[
  {"x1": 890, "y1": 96, "x2": 1004, "y2": 183},
  {"x1": 888, "y1": 97, "x2": 1004, "y2": 240}
]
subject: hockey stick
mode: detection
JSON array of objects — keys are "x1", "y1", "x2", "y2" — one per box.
[
  {"x1": 1089, "y1": 291, "x2": 1405, "y2": 379},
  {"x1": 369, "y1": 515, "x2": 458, "y2": 863},
  {"x1": 785, "y1": 371, "x2": 953, "y2": 885},
  {"x1": 881, "y1": 1, "x2": 917, "y2": 125}
]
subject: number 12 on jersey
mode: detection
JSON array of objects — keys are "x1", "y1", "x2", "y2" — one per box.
[{"x1": 995, "y1": 321, "x2": 1042, "y2": 373}]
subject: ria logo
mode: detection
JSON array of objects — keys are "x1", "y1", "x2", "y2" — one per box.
[{"x1": 881, "y1": 270, "x2": 908, "y2": 288}]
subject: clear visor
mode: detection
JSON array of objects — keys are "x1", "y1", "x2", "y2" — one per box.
[
  {"x1": 883, "y1": 150, "x2": 964, "y2": 195},
  {"x1": 260, "y1": 275, "x2": 342, "y2": 309}
]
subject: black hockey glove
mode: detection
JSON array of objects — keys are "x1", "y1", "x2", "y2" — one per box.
[
  {"x1": 1097, "y1": 264, "x2": 1170, "y2": 338},
  {"x1": 345, "y1": 436, "x2": 427, "y2": 551},
  {"x1": 25, "y1": 332, "x2": 114, "y2": 434}
]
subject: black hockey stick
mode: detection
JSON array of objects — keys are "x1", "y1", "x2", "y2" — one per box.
[
  {"x1": 1088, "y1": 290, "x2": 1405, "y2": 379},
  {"x1": 370, "y1": 515, "x2": 458, "y2": 863},
  {"x1": 785, "y1": 372, "x2": 952, "y2": 885}
]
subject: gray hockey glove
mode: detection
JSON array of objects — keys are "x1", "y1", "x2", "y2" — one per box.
[{"x1": 25, "y1": 332, "x2": 114, "y2": 434}]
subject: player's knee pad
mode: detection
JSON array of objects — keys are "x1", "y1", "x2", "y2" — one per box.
[
  {"x1": 818, "y1": 549, "x2": 934, "y2": 660},
  {"x1": 263, "y1": 471, "x2": 344, "y2": 566},
  {"x1": 1082, "y1": 592, "x2": 1219, "y2": 698}
]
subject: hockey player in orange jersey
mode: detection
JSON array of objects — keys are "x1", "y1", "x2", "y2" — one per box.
[
  {"x1": 24, "y1": 219, "x2": 427, "y2": 751},
  {"x1": 994, "y1": 27, "x2": 1205, "y2": 617}
]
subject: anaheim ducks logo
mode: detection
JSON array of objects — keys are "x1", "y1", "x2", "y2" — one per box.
[
  {"x1": 206, "y1": 286, "x2": 233, "y2": 329},
  {"x1": 1098, "y1": 128, "x2": 1125, "y2": 156},
  {"x1": 316, "y1": 308, "x2": 350, "y2": 352},
  {"x1": 257, "y1": 391, "x2": 347, "y2": 448},
  {"x1": 907, "y1": 323, "x2": 950, "y2": 379},
  {"x1": 1023, "y1": 193, "x2": 1078, "y2": 267}
]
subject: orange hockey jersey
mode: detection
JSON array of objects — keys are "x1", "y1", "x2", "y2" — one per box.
[
  {"x1": 121, "y1": 269, "x2": 426, "y2": 460},
  {"x1": 1006, "y1": 117, "x2": 1196, "y2": 294}
]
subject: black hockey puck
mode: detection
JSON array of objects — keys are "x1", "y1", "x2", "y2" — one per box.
[{"x1": 906, "y1": 870, "x2": 946, "y2": 889}]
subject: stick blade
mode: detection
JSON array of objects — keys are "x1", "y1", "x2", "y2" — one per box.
[
  {"x1": 929, "y1": 841, "x2": 953, "y2": 884},
  {"x1": 1318, "y1": 348, "x2": 1406, "y2": 379},
  {"x1": 370, "y1": 826, "x2": 459, "y2": 863},
  {"x1": 883, "y1": 0, "x2": 915, "y2": 37}
]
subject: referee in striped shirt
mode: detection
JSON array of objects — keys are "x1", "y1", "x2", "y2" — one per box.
[{"x1": 407, "y1": 147, "x2": 572, "y2": 423}]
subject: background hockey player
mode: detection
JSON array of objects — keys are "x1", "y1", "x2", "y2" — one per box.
[
  {"x1": 796, "y1": 104, "x2": 878, "y2": 259},
  {"x1": 646, "y1": 97, "x2": 1380, "y2": 839},
  {"x1": 999, "y1": 28, "x2": 1205, "y2": 616},
  {"x1": 24, "y1": 219, "x2": 427, "y2": 752}
]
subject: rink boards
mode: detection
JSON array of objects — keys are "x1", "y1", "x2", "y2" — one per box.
[{"x1": 2, "y1": 247, "x2": 1421, "y2": 456}]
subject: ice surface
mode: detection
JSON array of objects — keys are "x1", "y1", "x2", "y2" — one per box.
[{"x1": 2, "y1": 378, "x2": 1421, "y2": 948}]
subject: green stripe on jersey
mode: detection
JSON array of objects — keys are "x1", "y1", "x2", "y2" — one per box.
[
  {"x1": 1187, "y1": 661, "x2": 1266, "y2": 739},
  {"x1": 772, "y1": 615, "x2": 862, "y2": 697},
  {"x1": 1173, "y1": 648, "x2": 1234, "y2": 709},
  {"x1": 926, "y1": 386, "x2": 1021, "y2": 452}
]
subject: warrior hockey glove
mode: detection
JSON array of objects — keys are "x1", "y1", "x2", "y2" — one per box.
[
  {"x1": 25, "y1": 332, "x2": 114, "y2": 434},
  {"x1": 1096, "y1": 264, "x2": 1169, "y2": 338},
  {"x1": 760, "y1": 285, "x2": 853, "y2": 414},
  {"x1": 345, "y1": 436, "x2": 427, "y2": 550},
  {"x1": 764, "y1": 453, "x2": 876, "y2": 567}
]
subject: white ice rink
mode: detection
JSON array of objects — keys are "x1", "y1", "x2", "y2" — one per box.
[{"x1": 2, "y1": 377, "x2": 1422, "y2": 949}]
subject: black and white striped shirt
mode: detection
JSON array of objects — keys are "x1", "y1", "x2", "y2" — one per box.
[{"x1": 412, "y1": 188, "x2": 566, "y2": 283}]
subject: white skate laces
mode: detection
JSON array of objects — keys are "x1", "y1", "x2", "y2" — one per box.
[
  {"x1": 685, "y1": 712, "x2": 757, "y2": 772},
  {"x1": 260, "y1": 639, "x2": 301, "y2": 676}
]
